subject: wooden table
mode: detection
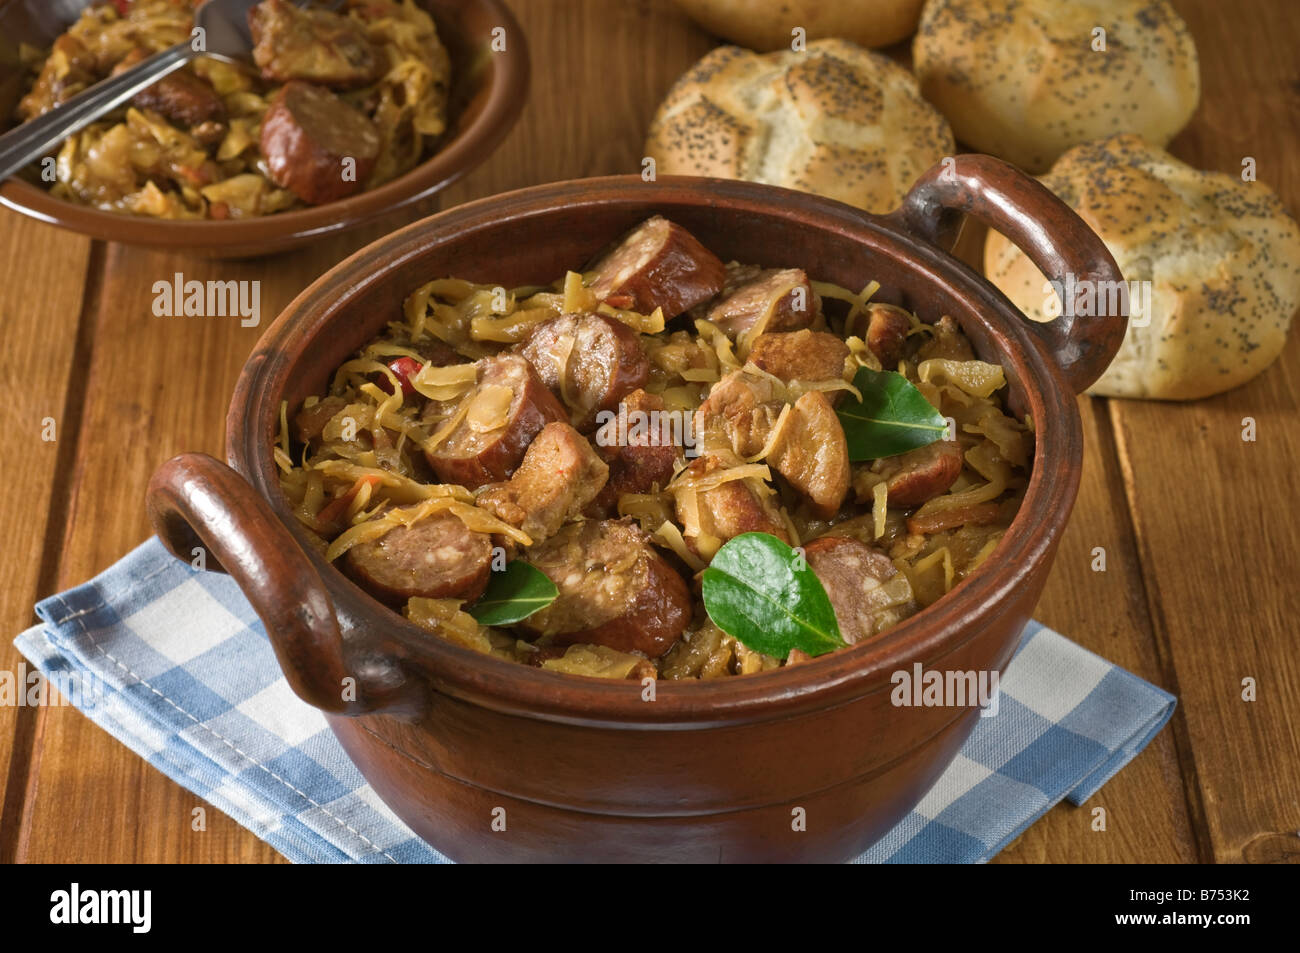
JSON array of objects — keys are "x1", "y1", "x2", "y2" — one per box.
[{"x1": 2, "y1": 0, "x2": 1296, "y2": 864}]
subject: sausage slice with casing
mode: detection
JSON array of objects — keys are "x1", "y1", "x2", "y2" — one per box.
[
  {"x1": 588, "y1": 389, "x2": 680, "y2": 516},
  {"x1": 520, "y1": 519, "x2": 692, "y2": 659},
  {"x1": 260, "y1": 81, "x2": 380, "y2": 205},
  {"x1": 516, "y1": 312, "x2": 650, "y2": 431},
  {"x1": 705, "y1": 267, "x2": 819, "y2": 342},
  {"x1": 345, "y1": 511, "x2": 493, "y2": 604},
  {"x1": 804, "y1": 536, "x2": 918, "y2": 645},
  {"x1": 112, "y1": 48, "x2": 227, "y2": 128},
  {"x1": 425, "y1": 354, "x2": 568, "y2": 489},
  {"x1": 587, "y1": 216, "x2": 725, "y2": 317},
  {"x1": 858, "y1": 440, "x2": 965, "y2": 507}
]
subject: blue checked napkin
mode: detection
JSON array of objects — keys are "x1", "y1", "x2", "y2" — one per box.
[{"x1": 15, "y1": 536, "x2": 1175, "y2": 863}]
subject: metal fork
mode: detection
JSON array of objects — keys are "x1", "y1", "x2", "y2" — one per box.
[{"x1": 0, "y1": 0, "x2": 344, "y2": 184}]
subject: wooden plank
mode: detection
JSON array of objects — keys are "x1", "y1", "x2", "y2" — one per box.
[
  {"x1": 436, "y1": 0, "x2": 716, "y2": 204},
  {"x1": 0, "y1": 211, "x2": 92, "y2": 863},
  {"x1": 1105, "y1": 0, "x2": 1300, "y2": 863},
  {"x1": 992, "y1": 399, "x2": 1201, "y2": 862},
  {"x1": 14, "y1": 219, "x2": 408, "y2": 863}
]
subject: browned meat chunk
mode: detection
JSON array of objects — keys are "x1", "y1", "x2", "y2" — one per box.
[
  {"x1": 520, "y1": 520, "x2": 692, "y2": 659},
  {"x1": 476, "y1": 422, "x2": 609, "y2": 543},
  {"x1": 248, "y1": 0, "x2": 379, "y2": 87},
  {"x1": 259, "y1": 80, "x2": 380, "y2": 205},
  {"x1": 917, "y1": 315, "x2": 975, "y2": 362},
  {"x1": 803, "y1": 536, "x2": 917, "y2": 644},
  {"x1": 344, "y1": 511, "x2": 493, "y2": 604},
  {"x1": 111, "y1": 48, "x2": 227, "y2": 128},
  {"x1": 767, "y1": 391, "x2": 850, "y2": 519},
  {"x1": 424, "y1": 354, "x2": 567, "y2": 489},
  {"x1": 589, "y1": 389, "x2": 679, "y2": 516},
  {"x1": 516, "y1": 312, "x2": 649, "y2": 431},
  {"x1": 293, "y1": 395, "x2": 349, "y2": 445},
  {"x1": 674, "y1": 453, "x2": 789, "y2": 558},
  {"x1": 705, "y1": 267, "x2": 819, "y2": 341},
  {"x1": 587, "y1": 216, "x2": 725, "y2": 317},
  {"x1": 747, "y1": 329, "x2": 849, "y2": 385},
  {"x1": 694, "y1": 369, "x2": 783, "y2": 457},
  {"x1": 863, "y1": 303, "x2": 912, "y2": 369},
  {"x1": 860, "y1": 440, "x2": 965, "y2": 508}
]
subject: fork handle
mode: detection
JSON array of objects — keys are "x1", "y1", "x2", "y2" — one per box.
[{"x1": 0, "y1": 41, "x2": 194, "y2": 183}]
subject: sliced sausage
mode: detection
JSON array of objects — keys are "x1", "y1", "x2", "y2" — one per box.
[
  {"x1": 520, "y1": 519, "x2": 692, "y2": 659},
  {"x1": 862, "y1": 303, "x2": 912, "y2": 370},
  {"x1": 476, "y1": 422, "x2": 609, "y2": 543},
  {"x1": 407, "y1": 338, "x2": 460, "y2": 366},
  {"x1": 916, "y1": 315, "x2": 975, "y2": 363},
  {"x1": 588, "y1": 389, "x2": 680, "y2": 516},
  {"x1": 860, "y1": 440, "x2": 965, "y2": 508},
  {"x1": 804, "y1": 536, "x2": 918, "y2": 645},
  {"x1": 259, "y1": 81, "x2": 380, "y2": 205},
  {"x1": 705, "y1": 267, "x2": 819, "y2": 341},
  {"x1": 747, "y1": 330, "x2": 850, "y2": 386},
  {"x1": 344, "y1": 511, "x2": 493, "y2": 604},
  {"x1": 112, "y1": 48, "x2": 227, "y2": 128},
  {"x1": 249, "y1": 0, "x2": 379, "y2": 87},
  {"x1": 694, "y1": 369, "x2": 783, "y2": 457},
  {"x1": 293, "y1": 395, "x2": 349, "y2": 445},
  {"x1": 424, "y1": 354, "x2": 568, "y2": 489},
  {"x1": 674, "y1": 453, "x2": 789, "y2": 558},
  {"x1": 767, "y1": 391, "x2": 850, "y2": 520},
  {"x1": 587, "y1": 216, "x2": 725, "y2": 318},
  {"x1": 516, "y1": 312, "x2": 649, "y2": 431},
  {"x1": 906, "y1": 502, "x2": 1002, "y2": 536}
]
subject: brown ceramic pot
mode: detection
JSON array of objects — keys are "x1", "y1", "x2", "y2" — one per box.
[
  {"x1": 146, "y1": 159, "x2": 1126, "y2": 862},
  {"x1": 0, "y1": 0, "x2": 528, "y2": 258}
]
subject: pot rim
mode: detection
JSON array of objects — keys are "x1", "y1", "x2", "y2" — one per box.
[{"x1": 227, "y1": 174, "x2": 1082, "y2": 726}]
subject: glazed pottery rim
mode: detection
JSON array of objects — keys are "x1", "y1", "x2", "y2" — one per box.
[
  {"x1": 228, "y1": 174, "x2": 1082, "y2": 724},
  {"x1": 0, "y1": 0, "x2": 528, "y2": 251}
]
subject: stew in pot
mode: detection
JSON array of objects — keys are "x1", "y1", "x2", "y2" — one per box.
[{"x1": 276, "y1": 217, "x2": 1034, "y2": 680}]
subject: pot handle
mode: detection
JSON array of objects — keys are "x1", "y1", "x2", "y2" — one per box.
[
  {"x1": 146, "y1": 452, "x2": 420, "y2": 717},
  {"x1": 890, "y1": 153, "x2": 1127, "y2": 394}
]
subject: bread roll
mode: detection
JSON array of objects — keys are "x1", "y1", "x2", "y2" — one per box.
[
  {"x1": 645, "y1": 39, "x2": 954, "y2": 214},
  {"x1": 671, "y1": 0, "x2": 925, "y2": 52},
  {"x1": 984, "y1": 135, "x2": 1300, "y2": 400},
  {"x1": 914, "y1": 0, "x2": 1199, "y2": 173}
]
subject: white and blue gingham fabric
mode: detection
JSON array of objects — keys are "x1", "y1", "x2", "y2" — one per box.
[{"x1": 14, "y1": 536, "x2": 1176, "y2": 864}]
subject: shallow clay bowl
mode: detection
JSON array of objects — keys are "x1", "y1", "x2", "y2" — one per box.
[
  {"x1": 147, "y1": 160, "x2": 1126, "y2": 862},
  {"x1": 0, "y1": 0, "x2": 528, "y2": 258}
]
